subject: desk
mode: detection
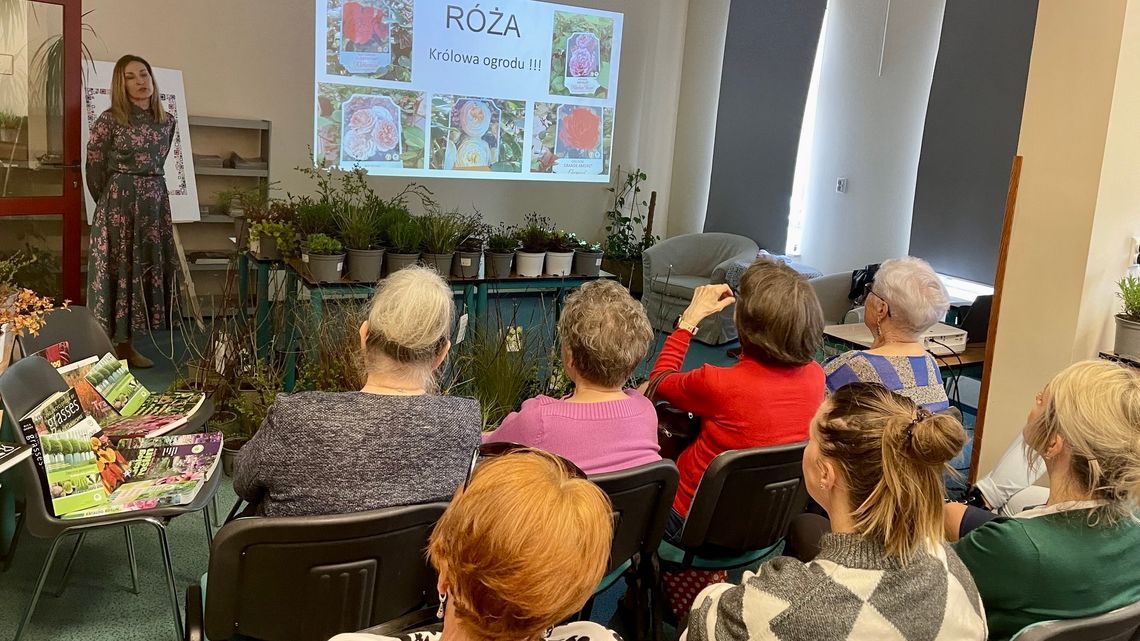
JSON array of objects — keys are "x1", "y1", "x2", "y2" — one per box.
[{"x1": 822, "y1": 323, "x2": 986, "y2": 379}]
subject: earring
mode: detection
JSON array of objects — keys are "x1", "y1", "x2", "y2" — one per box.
[{"x1": 437, "y1": 593, "x2": 447, "y2": 619}]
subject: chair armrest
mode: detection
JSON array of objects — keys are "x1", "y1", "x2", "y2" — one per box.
[
  {"x1": 185, "y1": 584, "x2": 204, "y2": 641},
  {"x1": 710, "y1": 250, "x2": 761, "y2": 285}
]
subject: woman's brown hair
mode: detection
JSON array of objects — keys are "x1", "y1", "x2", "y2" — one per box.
[
  {"x1": 736, "y1": 258, "x2": 824, "y2": 365},
  {"x1": 110, "y1": 55, "x2": 167, "y2": 125},
  {"x1": 816, "y1": 383, "x2": 966, "y2": 560}
]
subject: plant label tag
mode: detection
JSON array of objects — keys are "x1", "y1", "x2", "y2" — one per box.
[
  {"x1": 336, "y1": 262, "x2": 343, "y2": 271},
  {"x1": 302, "y1": 254, "x2": 310, "y2": 263},
  {"x1": 506, "y1": 326, "x2": 523, "y2": 352},
  {"x1": 595, "y1": 258, "x2": 602, "y2": 266},
  {"x1": 460, "y1": 257, "x2": 472, "y2": 267},
  {"x1": 250, "y1": 238, "x2": 261, "y2": 254},
  {"x1": 456, "y1": 314, "x2": 468, "y2": 344}
]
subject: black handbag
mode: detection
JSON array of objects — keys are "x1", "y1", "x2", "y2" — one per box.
[{"x1": 644, "y1": 369, "x2": 700, "y2": 461}]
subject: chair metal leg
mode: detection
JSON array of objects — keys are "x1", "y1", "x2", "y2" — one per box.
[
  {"x1": 125, "y1": 525, "x2": 140, "y2": 595},
  {"x1": 202, "y1": 507, "x2": 214, "y2": 547},
  {"x1": 48, "y1": 532, "x2": 86, "y2": 597},
  {"x1": 14, "y1": 533, "x2": 68, "y2": 641},
  {"x1": 211, "y1": 493, "x2": 220, "y2": 526},
  {"x1": 148, "y1": 519, "x2": 184, "y2": 641}
]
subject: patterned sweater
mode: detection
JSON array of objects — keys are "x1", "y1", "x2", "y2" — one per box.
[
  {"x1": 233, "y1": 391, "x2": 481, "y2": 517},
  {"x1": 824, "y1": 351, "x2": 950, "y2": 411},
  {"x1": 684, "y1": 533, "x2": 987, "y2": 641},
  {"x1": 331, "y1": 621, "x2": 619, "y2": 641}
]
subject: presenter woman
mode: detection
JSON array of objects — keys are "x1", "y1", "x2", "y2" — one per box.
[{"x1": 85, "y1": 54, "x2": 178, "y2": 368}]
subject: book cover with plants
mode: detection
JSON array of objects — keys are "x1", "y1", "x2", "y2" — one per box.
[
  {"x1": 19, "y1": 389, "x2": 110, "y2": 516},
  {"x1": 84, "y1": 353, "x2": 151, "y2": 416},
  {"x1": 134, "y1": 391, "x2": 206, "y2": 418},
  {"x1": 57, "y1": 355, "x2": 119, "y2": 423}
]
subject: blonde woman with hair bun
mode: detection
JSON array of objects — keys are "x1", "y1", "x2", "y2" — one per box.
[
  {"x1": 948, "y1": 360, "x2": 1140, "y2": 641},
  {"x1": 684, "y1": 382, "x2": 986, "y2": 641},
  {"x1": 234, "y1": 266, "x2": 481, "y2": 517}
]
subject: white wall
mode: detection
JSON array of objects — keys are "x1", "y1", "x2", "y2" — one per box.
[
  {"x1": 797, "y1": 0, "x2": 945, "y2": 274},
  {"x1": 666, "y1": 0, "x2": 730, "y2": 237},
  {"x1": 977, "y1": 0, "x2": 1128, "y2": 476},
  {"x1": 82, "y1": 0, "x2": 690, "y2": 242}
]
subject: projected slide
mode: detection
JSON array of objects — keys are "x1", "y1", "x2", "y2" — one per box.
[{"x1": 315, "y1": 0, "x2": 623, "y2": 182}]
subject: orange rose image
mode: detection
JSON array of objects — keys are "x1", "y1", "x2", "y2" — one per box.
[{"x1": 557, "y1": 107, "x2": 601, "y2": 151}]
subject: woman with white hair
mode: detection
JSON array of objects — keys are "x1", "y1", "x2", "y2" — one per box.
[
  {"x1": 234, "y1": 266, "x2": 481, "y2": 517},
  {"x1": 824, "y1": 256, "x2": 951, "y2": 411}
]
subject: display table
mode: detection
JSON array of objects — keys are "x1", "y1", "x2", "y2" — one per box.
[{"x1": 822, "y1": 323, "x2": 986, "y2": 379}]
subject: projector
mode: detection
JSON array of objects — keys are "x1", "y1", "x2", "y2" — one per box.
[{"x1": 921, "y1": 323, "x2": 968, "y2": 356}]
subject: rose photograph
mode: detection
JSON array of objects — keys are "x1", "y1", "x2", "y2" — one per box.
[
  {"x1": 316, "y1": 83, "x2": 427, "y2": 169},
  {"x1": 430, "y1": 95, "x2": 526, "y2": 173},
  {"x1": 530, "y1": 102, "x2": 613, "y2": 175},
  {"x1": 325, "y1": 0, "x2": 413, "y2": 82},
  {"x1": 549, "y1": 10, "x2": 614, "y2": 98}
]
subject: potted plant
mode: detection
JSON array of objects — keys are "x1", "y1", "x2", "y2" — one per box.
[
  {"x1": 302, "y1": 233, "x2": 345, "y2": 282},
  {"x1": 485, "y1": 222, "x2": 518, "y2": 278},
  {"x1": 1115, "y1": 276, "x2": 1140, "y2": 359},
  {"x1": 574, "y1": 240, "x2": 604, "y2": 277},
  {"x1": 453, "y1": 214, "x2": 489, "y2": 279},
  {"x1": 248, "y1": 221, "x2": 295, "y2": 261},
  {"x1": 515, "y1": 212, "x2": 551, "y2": 277},
  {"x1": 602, "y1": 168, "x2": 658, "y2": 294},
  {"x1": 337, "y1": 202, "x2": 384, "y2": 282},
  {"x1": 297, "y1": 199, "x2": 338, "y2": 238},
  {"x1": 0, "y1": 111, "x2": 21, "y2": 144},
  {"x1": 546, "y1": 230, "x2": 579, "y2": 276},
  {"x1": 386, "y1": 218, "x2": 424, "y2": 273},
  {"x1": 419, "y1": 210, "x2": 465, "y2": 275},
  {"x1": 212, "y1": 410, "x2": 246, "y2": 476}
]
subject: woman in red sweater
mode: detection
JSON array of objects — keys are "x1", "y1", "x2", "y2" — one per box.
[{"x1": 649, "y1": 259, "x2": 826, "y2": 540}]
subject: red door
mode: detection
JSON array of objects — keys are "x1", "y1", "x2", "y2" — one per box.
[{"x1": 0, "y1": 0, "x2": 84, "y2": 302}]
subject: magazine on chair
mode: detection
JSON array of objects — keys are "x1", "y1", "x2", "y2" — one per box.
[{"x1": 0, "y1": 410, "x2": 32, "y2": 475}]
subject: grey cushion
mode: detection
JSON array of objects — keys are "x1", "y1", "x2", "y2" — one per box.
[{"x1": 649, "y1": 274, "x2": 709, "y2": 299}]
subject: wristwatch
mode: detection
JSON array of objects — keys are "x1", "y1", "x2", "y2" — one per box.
[{"x1": 674, "y1": 314, "x2": 699, "y2": 334}]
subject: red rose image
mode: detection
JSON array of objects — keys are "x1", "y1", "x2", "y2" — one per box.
[
  {"x1": 558, "y1": 107, "x2": 601, "y2": 151},
  {"x1": 343, "y1": 2, "x2": 376, "y2": 45}
]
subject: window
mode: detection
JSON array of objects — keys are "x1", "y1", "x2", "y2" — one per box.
[{"x1": 786, "y1": 8, "x2": 829, "y2": 257}]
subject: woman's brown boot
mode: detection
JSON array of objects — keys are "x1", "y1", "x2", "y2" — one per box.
[{"x1": 115, "y1": 342, "x2": 154, "y2": 369}]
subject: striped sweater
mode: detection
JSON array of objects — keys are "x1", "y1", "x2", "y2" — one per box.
[
  {"x1": 824, "y1": 351, "x2": 950, "y2": 412},
  {"x1": 683, "y1": 533, "x2": 987, "y2": 641}
]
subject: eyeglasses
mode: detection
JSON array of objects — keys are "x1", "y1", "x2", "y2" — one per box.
[
  {"x1": 462, "y1": 442, "x2": 587, "y2": 491},
  {"x1": 863, "y1": 283, "x2": 891, "y2": 316}
]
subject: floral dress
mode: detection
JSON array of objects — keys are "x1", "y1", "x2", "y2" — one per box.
[{"x1": 85, "y1": 104, "x2": 179, "y2": 343}]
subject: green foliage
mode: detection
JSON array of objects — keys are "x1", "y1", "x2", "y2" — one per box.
[
  {"x1": 31, "y1": 10, "x2": 97, "y2": 117},
  {"x1": 0, "y1": 111, "x2": 21, "y2": 128},
  {"x1": 419, "y1": 210, "x2": 466, "y2": 254},
  {"x1": 448, "y1": 328, "x2": 541, "y2": 431},
  {"x1": 516, "y1": 212, "x2": 553, "y2": 253},
  {"x1": 487, "y1": 222, "x2": 519, "y2": 253},
  {"x1": 577, "y1": 240, "x2": 603, "y2": 253},
  {"x1": 604, "y1": 168, "x2": 657, "y2": 261},
  {"x1": 249, "y1": 221, "x2": 298, "y2": 255},
  {"x1": 335, "y1": 202, "x2": 381, "y2": 250},
  {"x1": 296, "y1": 199, "x2": 338, "y2": 237},
  {"x1": 548, "y1": 230, "x2": 581, "y2": 253},
  {"x1": 296, "y1": 300, "x2": 363, "y2": 393},
  {"x1": 305, "y1": 233, "x2": 344, "y2": 255},
  {"x1": 389, "y1": 218, "x2": 424, "y2": 254},
  {"x1": 457, "y1": 210, "x2": 490, "y2": 252},
  {"x1": 1119, "y1": 276, "x2": 1140, "y2": 320}
]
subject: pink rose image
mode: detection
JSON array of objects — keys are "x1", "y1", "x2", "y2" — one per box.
[
  {"x1": 575, "y1": 34, "x2": 593, "y2": 50},
  {"x1": 569, "y1": 50, "x2": 596, "y2": 77},
  {"x1": 344, "y1": 130, "x2": 378, "y2": 160},
  {"x1": 371, "y1": 119, "x2": 399, "y2": 152},
  {"x1": 348, "y1": 107, "x2": 378, "y2": 132}
]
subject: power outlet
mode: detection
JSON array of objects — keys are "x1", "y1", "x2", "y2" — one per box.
[
  {"x1": 1131, "y1": 236, "x2": 1140, "y2": 263},
  {"x1": 836, "y1": 177, "x2": 849, "y2": 194}
]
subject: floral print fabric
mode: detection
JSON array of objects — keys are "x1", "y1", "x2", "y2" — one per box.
[{"x1": 85, "y1": 104, "x2": 178, "y2": 343}]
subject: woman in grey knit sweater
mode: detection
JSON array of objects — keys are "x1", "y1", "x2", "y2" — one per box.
[
  {"x1": 234, "y1": 266, "x2": 481, "y2": 517},
  {"x1": 684, "y1": 383, "x2": 987, "y2": 641}
]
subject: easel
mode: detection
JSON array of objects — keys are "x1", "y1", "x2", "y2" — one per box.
[{"x1": 172, "y1": 224, "x2": 204, "y2": 330}]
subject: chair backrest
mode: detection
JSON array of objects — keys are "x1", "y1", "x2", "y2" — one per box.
[
  {"x1": 679, "y1": 442, "x2": 809, "y2": 556},
  {"x1": 204, "y1": 502, "x2": 447, "y2": 641},
  {"x1": 1014, "y1": 600, "x2": 1140, "y2": 641},
  {"x1": 808, "y1": 272, "x2": 856, "y2": 325},
  {"x1": 589, "y1": 460, "x2": 679, "y2": 574},
  {"x1": 0, "y1": 355, "x2": 74, "y2": 537},
  {"x1": 16, "y1": 307, "x2": 114, "y2": 362},
  {"x1": 643, "y1": 233, "x2": 759, "y2": 278}
]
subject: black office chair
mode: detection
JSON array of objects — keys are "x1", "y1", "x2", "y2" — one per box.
[
  {"x1": 0, "y1": 356, "x2": 221, "y2": 641},
  {"x1": 185, "y1": 502, "x2": 447, "y2": 641},
  {"x1": 661, "y1": 442, "x2": 809, "y2": 570},
  {"x1": 584, "y1": 460, "x2": 679, "y2": 641},
  {"x1": 1013, "y1": 601, "x2": 1140, "y2": 641}
]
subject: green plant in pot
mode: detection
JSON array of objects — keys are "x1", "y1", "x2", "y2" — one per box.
[
  {"x1": 453, "y1": 213, "x2": 489, "y2": 279},
  {"x1": 248, "y1": 221, "x2": 296, "y2": 260},
  {"x1": 0, "y1": 111, "x2": 21, "y2": 144},
  {"x1": 337, "y1": 203, "x2": 385, "y2": 282},
  {"x1": 387, "y1": 218, "x2": 424, "y2": 273},
  {"x1": 303, "y1": 233, "x2": 345, "y2": 283},
  {"x1": 419, "y1": 209, "x2": 466, "y2": 276},
  {"x1": 485, "y1": 222, "x2": 518, "y2": 278},
  {"x1": 603, "y1": 168, "x2": 657, "y2": 293},
  {"x1": 297, "y1": 199, "x2": 338, "y2": 238},
  {"x1": 515, "y1": 212, "x2": 552, "y2": 277},
  {"x1": 1114, "y1": 276, "x2": 1140, "y2": 359},
  {"x1": 574, "y1": 239, "x2": 605, "y2": 277},
  {"x1": 546, "y1": 230, "x2": 579, "y2": 276}
]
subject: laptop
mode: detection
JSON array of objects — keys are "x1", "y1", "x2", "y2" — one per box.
[{"x1": 957, "y1": 295, "x2": 993, "y2": 343}]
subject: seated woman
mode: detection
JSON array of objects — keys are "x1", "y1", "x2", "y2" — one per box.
[
  {"x1": 824, "y1": 256, "x2": 952, "y2": 412},
  {"x1": 647, "y1": 259, "x2": 826, "y2": 535},
  {"x1": 484, "y1": 279, "x2": 659, "y2": 474},
  {"x1": 684, "y1": 383, "x2": 986, "y2": 641},
  {"x1": 233, "y1": 266, "x2": 481, "y2": 517},
  {"x1": 946, "y1": 360, "x2": 1140, "y2": 641},
  {"x1": 332, "y1": 449, "x2": 619, "y2": 641}
]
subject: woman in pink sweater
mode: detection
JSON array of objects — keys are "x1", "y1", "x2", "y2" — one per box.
[{"x1": 484, "y1": 279, "x2": 660, "y2": 474}]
